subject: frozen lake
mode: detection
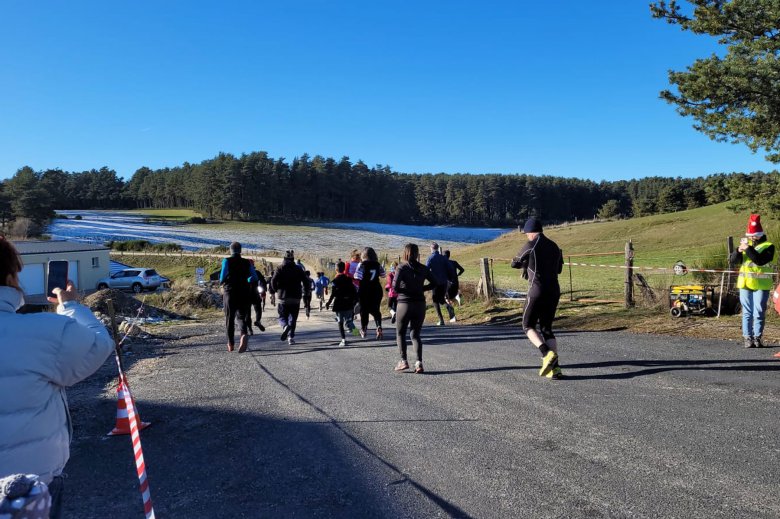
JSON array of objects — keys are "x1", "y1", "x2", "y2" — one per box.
[{"x1": 47, "y1": 211, "x2": 511, "y2": 257}]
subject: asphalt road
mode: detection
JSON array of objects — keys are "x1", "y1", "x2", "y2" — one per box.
[{"x1": 63, "y1": 311, "x2": 780, "y2": 518}]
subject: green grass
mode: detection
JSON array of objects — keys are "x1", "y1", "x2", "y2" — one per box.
[
  {"x1": 454, "y1": 202, "x2": 778, "y2": 300},
  {"x1": 111, "y1": 252, "x2": 223, "y2": 284},
  {"x1": 125, "y1": 208, "x2": 202, "y2": 221}
]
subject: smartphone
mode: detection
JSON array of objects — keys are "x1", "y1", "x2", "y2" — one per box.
[
  {"x1": 47, "y1": 260, "x2": 69, "y2": 298},
  {"x1": 740, "y1": 237, "x2": 748, "y2": 246}
]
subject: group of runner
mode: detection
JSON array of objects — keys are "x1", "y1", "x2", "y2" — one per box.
[{"x1": 219, "y1": 241, "x2": 475, "y2": 375}]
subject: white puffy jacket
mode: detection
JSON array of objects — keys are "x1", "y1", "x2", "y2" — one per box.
[{"x1": 0, "y1": 286, "x2": 114, "y2": 483}]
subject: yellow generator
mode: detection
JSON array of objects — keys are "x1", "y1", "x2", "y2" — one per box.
[{"x1": 669, "y1": 285, "x2": 715, "y2": 317}]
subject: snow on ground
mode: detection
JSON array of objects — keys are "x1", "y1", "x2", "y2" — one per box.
[{"x1": 48, "y1": 211, "x2": 510, "y2": 257}]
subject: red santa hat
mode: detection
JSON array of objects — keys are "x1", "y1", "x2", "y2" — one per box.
[{"x1": 746, "y1": 214, "x2": 764, "y2": 237}]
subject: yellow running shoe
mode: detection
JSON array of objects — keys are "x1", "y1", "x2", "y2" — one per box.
[
  {"x1": 539, "y1": 351, "x2": 558, "y2": 377},
  {"x1": 546, "y1": 366, "x2": 563, "y2": 379}
]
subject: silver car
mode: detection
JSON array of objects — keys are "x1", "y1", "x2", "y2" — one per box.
[{"x1": 97, "y1": 268, "x2": 162, "y2": 293}]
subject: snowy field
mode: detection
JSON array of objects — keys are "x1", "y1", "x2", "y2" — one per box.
[{"x1": 48, "y1": 211, "x2": 510, "y2": 257}]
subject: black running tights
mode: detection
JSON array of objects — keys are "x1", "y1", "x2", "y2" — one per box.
[{"x1": 396, "y1": 300, "x2": 426, "y2": 362}]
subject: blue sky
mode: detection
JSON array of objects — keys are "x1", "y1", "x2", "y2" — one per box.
[{"x1": 0, "y1": 1, "x2": 775, "y2": 181}]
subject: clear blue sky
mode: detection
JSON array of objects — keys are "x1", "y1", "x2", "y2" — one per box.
[{"x1": 0, "y1": 1, "x2": 775, "y2": 182}]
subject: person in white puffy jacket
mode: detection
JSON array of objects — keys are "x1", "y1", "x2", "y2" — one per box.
[{"x1": 0, "y1": 237, "x2": 115, "y2": 518}]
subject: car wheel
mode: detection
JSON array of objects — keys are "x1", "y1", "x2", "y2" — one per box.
[
  {"x1": 132, "y1": 283, "x2": 143, "y2": 294},
  {"x1": 98, "y1": 283, "x2": 108, "y2": 290}
]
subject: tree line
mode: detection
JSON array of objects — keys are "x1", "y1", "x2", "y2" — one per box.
[{"x1": 0, "y1": 151, "x2": 777, "y2": 235}]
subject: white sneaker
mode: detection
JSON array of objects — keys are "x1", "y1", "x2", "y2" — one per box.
[
  {"x1": 449, "y1": 316, "x2": 457, "y2": 323},
  {"x1": 455, "y1": 294, "x2": 462, "y2": 305},
  {"x1": 339, "y1": 339, "x2": 346, "y2": 347},
  {"x1": 435, "y1": 321, "x2": 445, "y2": 326},
  {"x1": 288, "y1": 337, "x2": 295, "y2": 345}
]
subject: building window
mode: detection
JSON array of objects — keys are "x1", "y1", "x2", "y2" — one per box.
[{"x1": 92, "y1": 257, "x2": 100, "y2": 268}]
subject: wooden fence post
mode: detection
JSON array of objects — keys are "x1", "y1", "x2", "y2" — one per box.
[
  {"x1": 568, "y1": 255, "x2": 573, "y2": 301},
  {"x1": 624, "y1": 240, "x2": 634, "y2": 308},
  {"x1": 479, "y1": 257, "x2": 493, "y2": 300}
]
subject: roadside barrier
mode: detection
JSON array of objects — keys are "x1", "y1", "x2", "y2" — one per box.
[
  {"x1": 107, "y1": 300, "x2": 156, "y2": 519},
  {"x1": 563, "y1": 262, "x2": 780, "y2": 275},
  {"x1": 107, "y1": 379, "x2": 151, "y2": 436}
]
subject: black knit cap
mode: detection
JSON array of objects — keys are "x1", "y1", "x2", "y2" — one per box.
[{"x1": 522, "y1": 217, "x2": 543, "y2": 233}]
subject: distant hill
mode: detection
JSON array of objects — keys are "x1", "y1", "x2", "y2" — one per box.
[{"x1": 455, "y1": 202, "x2": 778, "y2": 266}]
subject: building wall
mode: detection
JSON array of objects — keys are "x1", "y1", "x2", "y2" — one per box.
[{"x1": 19, "y1": 249, "x2": 110, "y2": 303}]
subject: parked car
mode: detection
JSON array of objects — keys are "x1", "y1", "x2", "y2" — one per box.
[{"x1": 96, "y1": 268, "x2": 163, "y2": 293}]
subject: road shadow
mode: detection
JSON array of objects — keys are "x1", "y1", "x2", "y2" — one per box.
[
  {"x1": 560, "y1": 358, "x2": 780, "y2": 380},
  {"x1": 424, "y1": 358, "x2": 780, "y2": 379},
  {"x1": 64, "y1": 365, "x2": 473, "y2": 519}
]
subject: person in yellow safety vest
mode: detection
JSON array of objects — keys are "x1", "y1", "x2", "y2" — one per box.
[{"x1": 729, "y1": 214, "x2": 775, "y2": 348}]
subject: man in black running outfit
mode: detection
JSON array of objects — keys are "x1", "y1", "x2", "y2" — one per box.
[{"x1": 511, "y1": 217, "x2": 564, "y2": 379}]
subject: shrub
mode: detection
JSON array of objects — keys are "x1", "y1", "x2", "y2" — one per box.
[
  {"x1": 74, "y1": 215, "x2": 82, "y2": 220},
  {"x1": 108, "y1": 240, "x2": 182, "y2": 252},
  {"x1": 186, "y1": 216, "x2": 208, "y2": 224}
]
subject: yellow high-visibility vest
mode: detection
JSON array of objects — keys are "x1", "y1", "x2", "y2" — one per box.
[{"x1": 737, "y1": 241, "x2": 774, "y2": 291}]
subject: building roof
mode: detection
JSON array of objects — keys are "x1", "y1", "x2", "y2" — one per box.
[{"x1": 12, "y1": 240, "x2": 109, "y2": 255}]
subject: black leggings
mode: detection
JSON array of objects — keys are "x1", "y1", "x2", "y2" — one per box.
[
  {"x1": 359, "y1": 296, "x2": 383, "y2": 330},
  {"x1": 522, "y1": 284, "x2": 560, "y2": 340},
  {"x1": 396, "y1": 300, "x2": 426, "y2": 362}
]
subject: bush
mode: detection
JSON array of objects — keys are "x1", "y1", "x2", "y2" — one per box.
[
  {"x1": 691, "y1": 244, "x2": 729, "y2": 285},
  {"x1": 54, "y1": 213, "x2": 68, "y2": 219},
  {"x1": 10, "y1": 218, "x2": 43, "y2": 239},
  {"x1": 108, "y1": 240, "x2": 182, "y2": 252},
  {"x1": 186, "y1": 216, "x2": 208, "y2": 224},
  {"x1": 74, "y1": 215, "x2": 82, "y2": 220}
]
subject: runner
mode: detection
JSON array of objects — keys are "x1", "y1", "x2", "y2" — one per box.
[
  {"x1": 444, "y1": 250, "x2": 465, "y2": 306},
  {"x1": 355, "y1": 247, "x2": 386, "y2": 339},
  {"x1": 347, "y1": 248, "x2": 362, "y2": 315},
  {"x1": 219, "y1": 242, "x2": 258, "y2": 352},
  {"x1": 426, "y1": 242, "x2": 456, "y2": 324},
  {"x1": 326, "y1": 261, "x2": 360, "y2": 346},
  {"x1": 314, "y1": 271, "x2": 330, "y2": 311},
  {"x1": 248, "y1": 258, "x2": 266, "y2": 334},
  {"x1": 385, "y1": 261, "x2": 398, "y2": 324},
  {"x1": 511, "y1": 218, "x2": 564, "y2": 380},
  {"x1": 393, "y1": 243, "x2": 437, "y2": 373},
  {"x1": 270, "y1": 250, "x2": 311, "y2": 345},
  {"x1": 303, "y1": 270, "x2": 315, "y2": 318}
]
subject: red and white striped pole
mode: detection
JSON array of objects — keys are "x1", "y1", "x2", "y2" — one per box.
[
  {"x1": 114, "y1": 368, "x2": 156, "y2": 519},
  {"x1": 107, "y1": 299, "x2": 156, "y2": 518}
]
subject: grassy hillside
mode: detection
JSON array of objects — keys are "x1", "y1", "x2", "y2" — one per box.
[
  {"x1": 456, "y1": 202, "x2": 776, "y2": 264},
  {"x1": 451, "y1": 202, "x2": 780, "y2": 343}
]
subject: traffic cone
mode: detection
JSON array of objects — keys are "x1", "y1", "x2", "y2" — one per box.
[{"x1": 107, "y1": 378, "x2": 151, "y2": 436}]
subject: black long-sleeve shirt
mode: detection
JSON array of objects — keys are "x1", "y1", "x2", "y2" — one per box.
[
  {"x1": 511, "y1": 233, "x2": 563, "y2": 288},
  {"x1": 392, "y1": 261, "x2": 437, "y2": 303},
  {"x1": 326, "y1": 273, "x2": 358, "y2": 312}
]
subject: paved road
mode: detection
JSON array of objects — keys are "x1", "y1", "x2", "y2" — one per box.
[{"x1": 64, "y1": 312, "x2": 780, "y2": 518}]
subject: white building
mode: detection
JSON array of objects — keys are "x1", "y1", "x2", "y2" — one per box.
[{"x1": 13, "y1": 241, "x2": 110, "y2": 304}]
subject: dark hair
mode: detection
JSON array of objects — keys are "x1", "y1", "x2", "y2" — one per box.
[
  {"x1": 444, "y1": 250, "x2": 450, "y2": 258},
  {"x1": 305, "y1": 270, "x2": 311, "y2": 276},
  {"x1": 403, "y1": 243, "x2": 419, "y2": 263},
  {"x1": 0, "y1": 237, "x2": 23, "y2": 288},
  {"x1": 362, "y1": 247, "x2": 378, "y2": 262},
  {"x1": 336, "y1": 261, "x2": 346, "y2": 273},
  {"x1": 230, "y1": 241, "x2": 241, "y2": 254}
]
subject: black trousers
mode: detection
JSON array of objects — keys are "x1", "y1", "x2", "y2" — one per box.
[
  {"x1": 359, "y1": 295, "x2": 383, "y2": 330},
  {"x1": 251, "y1": 290, "x2": 263, "y2": 323},
  {"x1": 277, "y1": 302, "x2": 300, "y2": 337},
  {"x1": 396, "y1": 300, "x2": 426, "y2": 362},
  {"x1": 224, "y1": 292, "x2": 250, "y2": 344}
]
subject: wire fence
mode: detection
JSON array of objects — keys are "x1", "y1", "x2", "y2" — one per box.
[{"x1": 486, "y1": 244, "x2": 780, "y2": 313}]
